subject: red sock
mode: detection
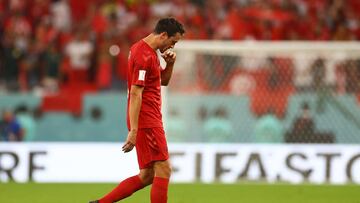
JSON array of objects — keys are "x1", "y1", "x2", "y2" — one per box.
[
  {"x1": 151, "y1": 177, "x2": 169, "y2": 203},
  {"x1": 99, "y1": 175, "x2": 144, "y2": 203}
]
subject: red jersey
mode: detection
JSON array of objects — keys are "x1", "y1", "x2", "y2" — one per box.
[{"x1": 127, "y1": 40, "x2": 163, "y2": 130}]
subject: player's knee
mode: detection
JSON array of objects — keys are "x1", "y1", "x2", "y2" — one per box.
[
  {"x1": 139, "y1": 171, "x2": 155, "y2": 186},
  {"x1": 142, "y1": 174, "x2": 154, "y2": 186},
  {"x1": 163, "y1": 164, "x2": 172, "y2": 178},
  {"x1": 156, "y1": 162, "x2": 172, "y2": 178}
]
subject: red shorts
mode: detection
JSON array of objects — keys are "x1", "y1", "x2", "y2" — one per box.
[{"x1": 135, "y1": 127, "x2": 169, "y2": 169}]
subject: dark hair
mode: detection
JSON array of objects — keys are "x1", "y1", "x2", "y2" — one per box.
[
  {"x1": 15, "y1": 104, "x2": 29, "y2": 114},
  {"x1": 90, "y1": 106, "x2": 102, "y2": 121},
  {"x1": 301, "y1": 102, "x2": 310, "y2": 110},
  {"x1": 154, "y1": 17, "x2": 185, "y2": 37}
]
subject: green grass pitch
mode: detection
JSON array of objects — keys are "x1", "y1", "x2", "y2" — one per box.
[{"x1": 0, "y1": 183, "x2": 359, "y2": 203}]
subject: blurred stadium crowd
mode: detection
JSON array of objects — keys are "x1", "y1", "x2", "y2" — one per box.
[{"x1": 1, "y1": 0, "x2": 360, "y2": 93}]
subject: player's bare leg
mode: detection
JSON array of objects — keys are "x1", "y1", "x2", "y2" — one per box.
[
  {"x1": 139, "y1": 167, "x2": 155, "y2": 186},
  {"x1": 97, "y1": 168, "x2": 154, "y2": 203},
  {"x1": 153, "y1": 160, "x2": 171, "y2": 178},
  {"x1": 151, "y1": 160, "x2": 171, "y2": 203}
]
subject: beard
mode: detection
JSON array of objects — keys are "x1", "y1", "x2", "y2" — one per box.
[{"x1": 159, "y1": 47, "x2": 168, "y2": 53}]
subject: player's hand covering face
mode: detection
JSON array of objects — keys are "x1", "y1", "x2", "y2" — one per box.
[
  {"x1": 122, "y1": 130, "x2": 137, "y2": 153},
  {"x1": 161, "y1": 49, "x2": 176, "y2": 64}
]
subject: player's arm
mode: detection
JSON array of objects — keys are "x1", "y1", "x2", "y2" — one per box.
[
  {"x1": 161, "y1": 50, "x2": 176, "y2": 86},
  {"x1": 122, "y1": 85, "x2": 144, "y2": 153}
]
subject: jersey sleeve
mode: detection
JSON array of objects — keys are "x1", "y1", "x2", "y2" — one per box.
[{"x1": 131, "y1": 56, "x2": 152, "y2": 87}]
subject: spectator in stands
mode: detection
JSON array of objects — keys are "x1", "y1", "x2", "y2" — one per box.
[
  {"x1": 42, "y1": 43, "x2": 62, "y2": 93},
  {"x1": 332, "y1": 22, "x2": 353, "y2": 40},
  {"x1": 0, "y1": 0, "x2": 6, "y2": 36},
  {"x1": 311, "y1": 58, "x2": 327, "y2": 91},
  {"x1": 96, "y1": 35, "x2": 112, "y2": 90},
  {"x1": 0, "y1": 32, "x2": 21, "y2": 91},
  {"x1": 29, "y1": 0, "x2": 50, "y2": 26},
  {"x1": 197, "y1": 105, "x2": 208, "y2": 124},
  {"x1": 64, "y1": 28, "x2": 94, "y2": 83},
  {"x1": 285, "y1": 102, "x2": 315, "y2": 142},
  {"x1": 310, "y1": 58, "x2": 341, "y2": 115},
  {"x1": 200, "y1": 54, "x2": 237, "y2": 91},
  {"x1": 313, "y1": 58, "x2": 360, "y2": 129},
  {"x1": 203, "y1": 106, "x2": 233, "y2": 142},
  {"x1": 88, "y1": 3, "x2": 109, "y2": 38},
  {"x1": 20, "y1": 40, "x2": 43, "y2": 91},
  {"x1": 286, "y1": 101, "x2": 336, "y2": 143},
  {"x1": 267, "y1": 57, "x2": 281, "y2": 91},
  {"x1": 0, "y1": 110, "x2": 23, "y2": 141},
  {"x1": 343, "y1": 59, "x2": 360, "y2": 93},
  {"x1": 4, "y1": 12, "x2": 32, "y2": 52},
  {"x1": 14, "y1": 105, "x2": 36, "y2": 141},
  {"x1": 90, "y1": 106, "x2": 102, "y2": 121},
  {"x1": 51, "y1": 0, "x2": 71, "y2": 32},
  {"x1": 253, "y1": 108, "x2": 283, "y2": 143}
]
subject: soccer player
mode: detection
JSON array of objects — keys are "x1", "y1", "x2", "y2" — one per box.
[{"x1": 90, "y1": 17, "x2": 185, "y2": 203}]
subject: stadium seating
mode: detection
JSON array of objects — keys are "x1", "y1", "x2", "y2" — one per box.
[{"x1": 1, "y1": 93, "x2": 360, "y2": 143}]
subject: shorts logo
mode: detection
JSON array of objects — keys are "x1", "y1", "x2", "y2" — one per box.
[{"x1": 139, "y1": 70, "x2": 146, "y2": 81}]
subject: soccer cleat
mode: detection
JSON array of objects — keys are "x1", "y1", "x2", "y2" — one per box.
[{"x1": 89, "y1": 200, "x2": 99, "y2": 203}]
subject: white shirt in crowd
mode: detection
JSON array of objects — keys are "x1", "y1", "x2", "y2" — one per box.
[
  {"x1": 51, "y1": 0, "x2": 71, "y2": 32},
  {"x1": 65, "y1": 40, "x2": 94, "y2": 69}
]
